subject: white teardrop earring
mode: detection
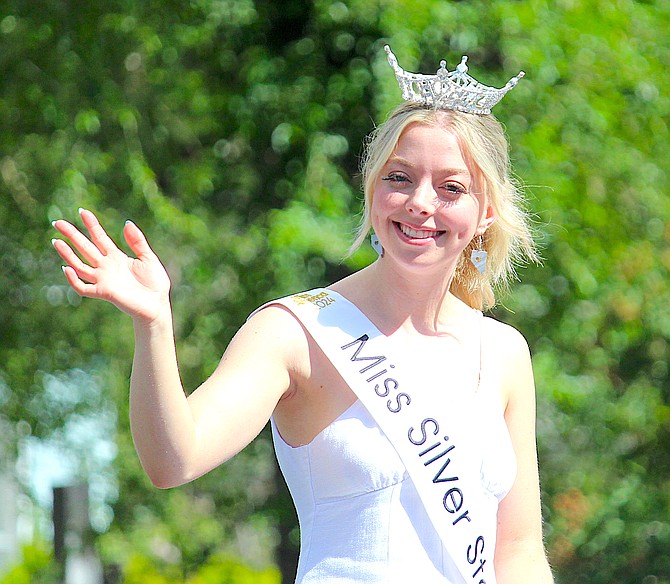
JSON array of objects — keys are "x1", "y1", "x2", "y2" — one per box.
[
  {"x1": 371, "y1": 233, "x2": 384, "y2": 257},
  {"x1": 470, "y1": 235, "x2": 487, "y2": 273}
]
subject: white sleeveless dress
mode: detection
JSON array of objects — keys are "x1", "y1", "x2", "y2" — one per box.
[{"x1": 271, "y1": 310, "x2": 517, "y2": 584}]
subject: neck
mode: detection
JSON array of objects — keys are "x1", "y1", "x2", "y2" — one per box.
[{"x1": 346, "y1": 259, "x2": 472, "y2": 336}]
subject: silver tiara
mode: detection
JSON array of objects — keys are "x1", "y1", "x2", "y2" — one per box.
[{"x1": 385, "y1": 45, "x2": 524, "y2": 115}]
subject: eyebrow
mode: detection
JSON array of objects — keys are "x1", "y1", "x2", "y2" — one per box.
[{"x1": 384, "y1": 155, "x2": 471, "y2": 177}]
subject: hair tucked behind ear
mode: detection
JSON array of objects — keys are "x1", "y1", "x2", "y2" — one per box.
[{"x1": 351, "y1": 102, "x2": 539, "y2": 311}]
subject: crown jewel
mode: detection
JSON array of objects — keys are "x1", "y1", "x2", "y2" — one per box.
[{"x1": 384, "y1": 45, "x2": 524, "y2": 115}]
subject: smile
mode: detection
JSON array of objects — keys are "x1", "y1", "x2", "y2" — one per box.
[{"x1": 395, "y1": 222, "x2": 445, "y2": 240}]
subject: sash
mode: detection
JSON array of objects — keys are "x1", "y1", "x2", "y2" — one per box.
[{"x1": 268, "y1": 288, "x2": 499, "y2": 584}]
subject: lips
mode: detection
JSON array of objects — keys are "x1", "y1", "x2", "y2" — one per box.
[{"x1": 395, "y1": 222, "x2": 445, "y2": 240}]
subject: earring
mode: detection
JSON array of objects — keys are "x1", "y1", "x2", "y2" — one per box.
[
  {"x1": 470, "y1": 235, "x2": 487, "y2": 273},
  {"x1": 370, "y1": 233, "x2": 383, "y2": 257}
]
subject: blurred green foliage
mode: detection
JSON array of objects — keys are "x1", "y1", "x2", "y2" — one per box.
[
  {"x1": 122, "y1": 554, "x2": 280, "y2": 584},
  {"x1": 0, "y1": 542, "x2": 279, "y2": 584},
  {"x1": 0, "y1": 541, "x2": 59, "y2": 584},
  {"x1": 1, "y1": 0, "x2": 669, "y2": 582}
]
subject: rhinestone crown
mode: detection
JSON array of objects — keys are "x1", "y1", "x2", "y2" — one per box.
[{"x1": 385, "y1": 45, "x2": 524, "y2": 115}]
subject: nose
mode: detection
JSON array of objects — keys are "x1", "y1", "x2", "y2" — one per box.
[{"x1": 405, "y1": 181, "x2": 436, "y2": 216}]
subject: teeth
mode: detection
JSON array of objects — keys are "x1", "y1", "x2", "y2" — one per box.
[{"x1": 398, "y1": 223, "x2": 441, "y2": 239}]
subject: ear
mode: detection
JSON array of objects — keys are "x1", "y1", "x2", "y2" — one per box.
[{"x1": 475, "y1": 202, "x2": 496, "y2": 236}]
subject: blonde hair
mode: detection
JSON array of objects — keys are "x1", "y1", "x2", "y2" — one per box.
[{"x1": 351, "y1": 102, "x2": 538, "y2": 311}]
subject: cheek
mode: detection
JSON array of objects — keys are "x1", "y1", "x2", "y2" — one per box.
[
  {"x1": 435, "y1": 203, "x2": 481, "y2": 238},
  {"x1": 371, "y1": 190, "x2": 401, "y2": 220}
]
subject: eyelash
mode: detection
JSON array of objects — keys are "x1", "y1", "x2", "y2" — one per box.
[
  {"x1": 382, "y1": 172, "x2": 408, "y2": 183},
  {"x1": 445, "y1": 183, "x2": 468, "y2": 195},
  {"x1": 381, "y1": 173, "x2": 468, "y2": 196}
]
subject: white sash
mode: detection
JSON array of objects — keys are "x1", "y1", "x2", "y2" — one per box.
[{"x1": 269, "y1": 288, "x2": 499, "y2": 584}]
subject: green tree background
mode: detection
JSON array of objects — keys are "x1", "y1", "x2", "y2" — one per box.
[{"x1": 1, "y1": 0, "x2": 668, "y2": 582}]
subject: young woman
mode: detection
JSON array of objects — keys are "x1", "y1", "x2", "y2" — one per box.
[{"x1": 52, "y1": 47, "x2": 554, "y2": 583}]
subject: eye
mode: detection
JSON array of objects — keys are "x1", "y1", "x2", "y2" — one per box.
[
  {"x1": 381, "y1": 172, "x2": 410, "y2": 184},
  {"x1": 442, "y1": 182, "x2": 468, "y2": 197}
]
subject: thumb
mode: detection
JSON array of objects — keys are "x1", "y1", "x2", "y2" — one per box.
[{"x1": 123, "y1": 220, "x2": 156, "y2": 259}]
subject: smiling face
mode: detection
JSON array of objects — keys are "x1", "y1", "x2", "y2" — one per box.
[{"x1": 371, "y1": 122, "x2": 494, "y2": 276}]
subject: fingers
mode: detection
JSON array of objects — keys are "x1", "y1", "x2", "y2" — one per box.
[
  {"x1": 123, "y1": 220, "x2": 156, "y2": 260},
  {"x1": 52, "y1": 209, "x2": 155, "y2": 286},
  {"x1": 61, "y1": 265, "x2": 98, "y2": 298},
  {"x1": 51, "y1": 238, "x2": 98, "y2": 284},
  {"x1": 78, "y1": 208, "x2": 119, "y2": 256},
  {"x1": 51, "y1": 209, "x2": 127, "y2": 292},
  {"x1": 52, "y1": 213, "x2": 106, "y2": 267}
]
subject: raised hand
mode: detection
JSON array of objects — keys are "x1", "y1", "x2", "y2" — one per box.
[{"x1": 52, "y1": 209, "x2": 172, "y2": 324}]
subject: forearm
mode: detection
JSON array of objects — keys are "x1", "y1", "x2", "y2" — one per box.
[{"x1": 129, "y1": 306, "x2": 196, "y2": 488}]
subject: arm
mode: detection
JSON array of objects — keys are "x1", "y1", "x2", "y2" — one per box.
[
  {"x1": 129, "y1": 302, "x2": 297, "y2": 487},
  {"x1": 52, "y1": 209, "x2": 296, "y2": 488},
  {"x1": 491, "y1": 324, "x2": 554, "y2": 583}
]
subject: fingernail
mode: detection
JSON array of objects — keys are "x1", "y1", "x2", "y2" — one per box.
[
  {"x1": 125, "y1": 219, "x2": 134, "y2": 226},
  {"x1": 78, "y1": 207, "x2": 87, "y2": 215},
  {"x1": 61, "y1": 266, "x2": 68, "y2": 274},
  {"x1": 51, "y1": 220, "x2": 58, "y2": 228},
  {"x1": 51, "y1": 238, "x2": 58, "y2": 247}
]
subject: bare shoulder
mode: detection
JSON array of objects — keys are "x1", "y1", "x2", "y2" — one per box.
[
  {"x1": 241, "y1": 302, "x2": 309, "y2": 350},
  {"x1": 239, "y1": 302, "x2": 311, "y2": 380},
  {"x1": 481, "y1": 316, "x2": 531, "y2": 361},
  {"x1": 244, "y1": 301, "x2": 306, "y2": 336},
  {"x1": 481, "y1": 316, "x2": 534, "y2": 409}
]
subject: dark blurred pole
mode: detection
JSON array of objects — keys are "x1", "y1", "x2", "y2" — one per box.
[
  {"x1": 53, "y1": 484, "x2": 103, "y2": 584},
  {"x1": 53, "y1": 484, "x2": 86, "y2": 565}
]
